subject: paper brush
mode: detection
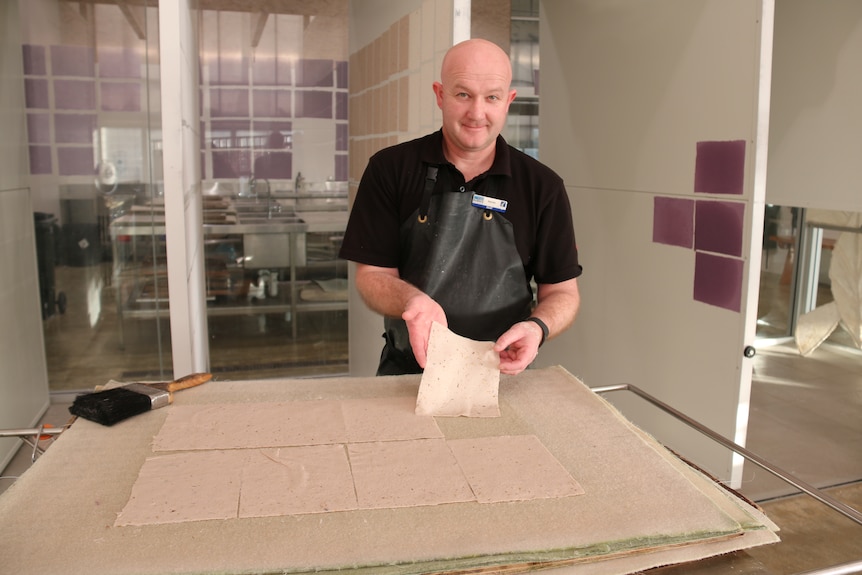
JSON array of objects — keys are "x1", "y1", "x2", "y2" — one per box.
[{"x1": 69, "y1": 372, "x2": 212, "y2": 426}]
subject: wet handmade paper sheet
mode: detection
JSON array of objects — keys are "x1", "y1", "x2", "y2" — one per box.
[
  {"x1": 416, "y1": 321, "x2": 501, "y2": 417},
  {"x1": 117, "y1": 433, "x2": 583, "y2": 526}
]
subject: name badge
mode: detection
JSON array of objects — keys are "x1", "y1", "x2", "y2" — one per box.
[{"x1": 471, "y1": 193, "x2": 508, "y2": 213}]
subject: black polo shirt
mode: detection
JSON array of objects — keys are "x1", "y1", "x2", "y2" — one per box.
[{"x1": 339, "y1": 130, "x2": 582, "y2": 285}]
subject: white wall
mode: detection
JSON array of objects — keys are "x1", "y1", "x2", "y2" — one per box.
[
  {"x1": 0, "y1": 0, "x2": 51, "y2": 469},
  {"x1": 538, "y1": 0, "x2": 772, "y2": 483},
  {"x1": 767, "y1": 0, "x2": 862, "y2": 211}
]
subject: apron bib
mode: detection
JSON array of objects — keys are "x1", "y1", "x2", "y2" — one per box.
[{"x1": 377, "y1": 166, "x2": 533, "y2": 375}]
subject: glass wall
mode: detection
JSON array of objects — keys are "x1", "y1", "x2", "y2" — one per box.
[
  {"x1": 757, "y1": 205, "x2": 858, "y2": 351},
  {"x1": 196, "y1": 5, "x2": 349, "y2": 379},
  {"x1": 20, "y1": 0, "x2": 169, "y2": 392}
]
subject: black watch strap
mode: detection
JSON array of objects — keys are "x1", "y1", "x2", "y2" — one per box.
[{"x1": 525, "y1": 317, "x2": 549, "y2": 347}]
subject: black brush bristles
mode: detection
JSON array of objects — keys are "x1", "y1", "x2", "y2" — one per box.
[{"x1": 69, "y1": 387, "x2": 154, "y2": 426}]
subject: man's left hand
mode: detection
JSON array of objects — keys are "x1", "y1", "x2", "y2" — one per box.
[{"x1": 494, "y1": 320, "x2": 544, "y2": 375}]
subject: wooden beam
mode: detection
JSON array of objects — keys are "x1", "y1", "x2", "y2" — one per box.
[
  {"x1": 251, "y1": 11, "x2": 269, "y2": 48},
  {"x1": 117, "y1": 0, "x2": 147, "y2": 40}
]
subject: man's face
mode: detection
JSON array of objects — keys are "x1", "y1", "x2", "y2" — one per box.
[{"x1": 433, "y1": 61, "x2": 516, "y2": 155}]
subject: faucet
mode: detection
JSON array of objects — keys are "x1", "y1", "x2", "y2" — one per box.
[{"x1": 250, "y1": 175, "x2": 276, "y2": 218}]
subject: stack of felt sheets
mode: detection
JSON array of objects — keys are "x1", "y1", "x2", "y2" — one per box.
[{"x1": 0, "y1": 366, "x2": 778, "y2": 574}]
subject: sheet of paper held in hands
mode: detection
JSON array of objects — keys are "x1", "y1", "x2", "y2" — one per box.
[{"x1": 416, "y1": 321, "x2": 501, "y2": 417}]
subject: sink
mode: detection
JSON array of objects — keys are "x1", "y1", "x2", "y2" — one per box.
[{"x1": 236, "y1": 212, "x2": 304, "y2": 224}]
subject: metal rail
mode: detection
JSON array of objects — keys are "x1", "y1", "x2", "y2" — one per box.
[{"x1": 592, "y1": 383, "x2": 862, "y2": 575}]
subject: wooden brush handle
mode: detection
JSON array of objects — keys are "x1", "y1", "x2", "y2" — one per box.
[
  {"x1": 168, "y1": 372, "x2": 212, "y2": 391},
  {"x1": 147, "y1": 372, "x2": 212, "y2": 392}
]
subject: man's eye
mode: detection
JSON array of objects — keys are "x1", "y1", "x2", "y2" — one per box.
[{"x1": 488, "y1": 95, "x2": 500, "y2": 102}]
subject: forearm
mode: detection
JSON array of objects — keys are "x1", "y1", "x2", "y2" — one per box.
[
  {"x1": 353, "y1": 263, "x2": 424, "y2": 318},
  {"x1": 531, "y1": 278, "x2": 580, "y2": 341}
]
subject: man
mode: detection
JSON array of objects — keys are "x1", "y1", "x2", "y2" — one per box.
[{"x1": 339, "y1": 38, "x2": 582, "y2": 376}]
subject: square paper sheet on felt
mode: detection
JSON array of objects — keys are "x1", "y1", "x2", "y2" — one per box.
[{"x1": 416, "y1": 322, "x2": 501, "y2": 417}]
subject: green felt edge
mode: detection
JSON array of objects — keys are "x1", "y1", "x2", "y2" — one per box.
[{"x1": 242, "y1": 528, "x2": 755, "y2": 575}]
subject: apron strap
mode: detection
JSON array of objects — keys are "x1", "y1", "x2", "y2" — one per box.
[{"x1": 418, "y1": 165, "x2": 438, "y2": 223}]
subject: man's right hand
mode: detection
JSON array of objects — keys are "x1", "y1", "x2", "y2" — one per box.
[{"x1": 401, "y1": 294, "x2": 447, "y2": 368}]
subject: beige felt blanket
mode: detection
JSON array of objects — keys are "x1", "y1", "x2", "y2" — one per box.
[{"x1": 0, "y1": 367, "x2": 778, "y2": 574}]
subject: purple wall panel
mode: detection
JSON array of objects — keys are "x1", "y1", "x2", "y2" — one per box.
[
  {"x1": 253, "y1": 122, "x2": 292, "y2": 148},
  {"x1": 253, "y1": 57, "x2": 276, "y2": 86},
  {"x1": 50, "y1": 45, "x2": 95, "y2": 77},
  {"x1": 210, "y1": 89, "x2": 249, "y2": 117},
  {"x1": 336, "y1": 61, "x2": 348, "y2": 89},
  {"x1": 296, "y1": 91, "x2": 332, "y2": 119},
  {"x1": 27, "y1": 113, "x2": 51, "y2": 144},
  {"x1": 335, "y1": 91, "x2": 348, "y2": 120},
  {"x1": 693, "y1": 252, "x2": 743, "y2": 312},
  {"x1": 253, "y1": 90, "x2": 277, "y2": 117},
  {"x1": 296, "y1": 59, "x2": 333, "y2": 87},
  {"x1": 653, "y1": 197, "x2": 694, "y2": 248},
  {"x1": 29, "y1": 146, "x2": 52, "y2": 174},
  {"x1": 25, "y1": 78, "x2": 49, "y2": 109},
  {"x1": 694, "y1": 200, "x2": 744, "y2": 257},
  {"x1": 54, "y1": 113, "x2": 96, "y2": 144},
  {"x1": 54, "y1": 79, "x2": 96, "y2": 110},
  {"x1": 694, "y1": 140, "x2": 746, "y2": 195},
  {"x1": 100, "y1": 82, "x2": 141, "y2": 112},
  {"x1": 336, "y1": 123, "x2": 348, "y2": 152},
  {"x1": 57, "y1": 147, "x2": 94, "y2": 176},
  {"x1": 253, "y1": 151, "x2": 291, "y2": 179},
  {"x1": 98, "y1": 48, "x2": 142, "y2": 78},
  {"x1": 207, "y1": 55, "x2": 249, "y2": 85},
  {"x1": 22, "y1": 45, "x2": 46, "y2": 76},
  {"x1": 335, "y1": 154, "x2": 348, "y2": 182}
]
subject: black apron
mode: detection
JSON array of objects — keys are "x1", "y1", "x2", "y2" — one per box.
[{"x1": 377, "y1": 165, "x2": 533, "y2": 375}]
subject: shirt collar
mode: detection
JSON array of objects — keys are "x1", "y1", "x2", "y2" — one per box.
[{"x1": 421, "y1": 130, "x2": 513, "y2": 179}]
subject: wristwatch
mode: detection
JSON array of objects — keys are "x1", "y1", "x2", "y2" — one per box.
[{"x1": 525, "y1": 317, "x2": 549, "y2": 347}]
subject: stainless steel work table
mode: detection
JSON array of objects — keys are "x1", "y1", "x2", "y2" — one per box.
[{"x1": 108, "y1": 210, "x2": 349, "y2": 344}]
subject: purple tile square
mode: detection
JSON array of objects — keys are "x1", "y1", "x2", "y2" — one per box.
[
  {"x1": 694, "y1": 200, "x2": 744, "y2": 257},
  {"x1": 57, "y1": 146, "x2": 95, "y2": 176},
  {"x1": 335, "y1": 61, "x2": 348, "y2": 90},
  {"x1": 296, "y1": 59, "x2": 333, "y2": 87},
  {"x1": 253, "y1": 150, "x2": 291, "y2": 179},
  {"x1": 253, "y1": 57, "x2": 276, "y2": 86},
  {"x1": 25, "y1": 78, "x2": 49, "y2": 109},
  {"x1": 335, "y1": 154, "x2": 348, "y2": 182},
  {"x1": 50, "y1": 45, "x2": 95, "y2": 77},
  {"x1": 275, "y1": 57, "x2": 293, "y2": 86},
  {"x1": 98, "y1": 47, "x2": 142, "y2": 78},
  {"x1": 694, "y1": 140, "x2": 746, "y2": 195},
  {"x1": 23, "y1": 45, "x2": 47, "y2": 76},
  {"x1": 29, "y1": 145, "x2": 52, "y2": 174},
  {"x1": 653, "y1": 196, "x2": 694, "y2": 248},
  {"x1": 100, "y1": 82, "x2": 141, "y2": 112},
  {"x1": 27, "y1": 113, "x2": 51, "y2": 144},
  {"x1": 335, "y1": 91, "x2": 348, "y2": 120},
  {"x1": 212, "y1": 149, "x2": 252, "y2": 178},
  {"x1": 209, "y1": 88, "x2": 249, "y2": 117},
  {"x1": 693, "y1": 252, "x2": 743, "y2": 313},
  {"x1": 54, "y1": 113, "x2": 96, "y2": 144},
  {"x1": 253, "y1": 90, "x2": 277, "y2": 117},
  {"x1": 295, "y1": 90, "x2": 332, "y2": 119},
  {"x1": 336, "y1": 123, "x2": 348, "y2": 152},
  {"x1": 208, "y1": 55, "x2": 249, "y2": 85},
  {"x1": 54, "y1": 79, "x2": 96, "y2": 110}
]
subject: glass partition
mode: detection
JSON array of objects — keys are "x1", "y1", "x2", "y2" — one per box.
[{"x1": 21, "y1": 1, "x2": 170, "y2": 391}]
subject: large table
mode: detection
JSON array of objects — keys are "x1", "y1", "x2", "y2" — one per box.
[{"x1": 0, "y1": 367, "x2": 779, "y2": 574}]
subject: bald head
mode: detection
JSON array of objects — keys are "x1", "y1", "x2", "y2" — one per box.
[{"x1": 440, "y1": 39, "x2": 513, "y2": 89}]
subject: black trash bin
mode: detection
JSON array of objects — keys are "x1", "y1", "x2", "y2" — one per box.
[{"x1": 33, "y1": 212, "x2": 67, "y2": 320}]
